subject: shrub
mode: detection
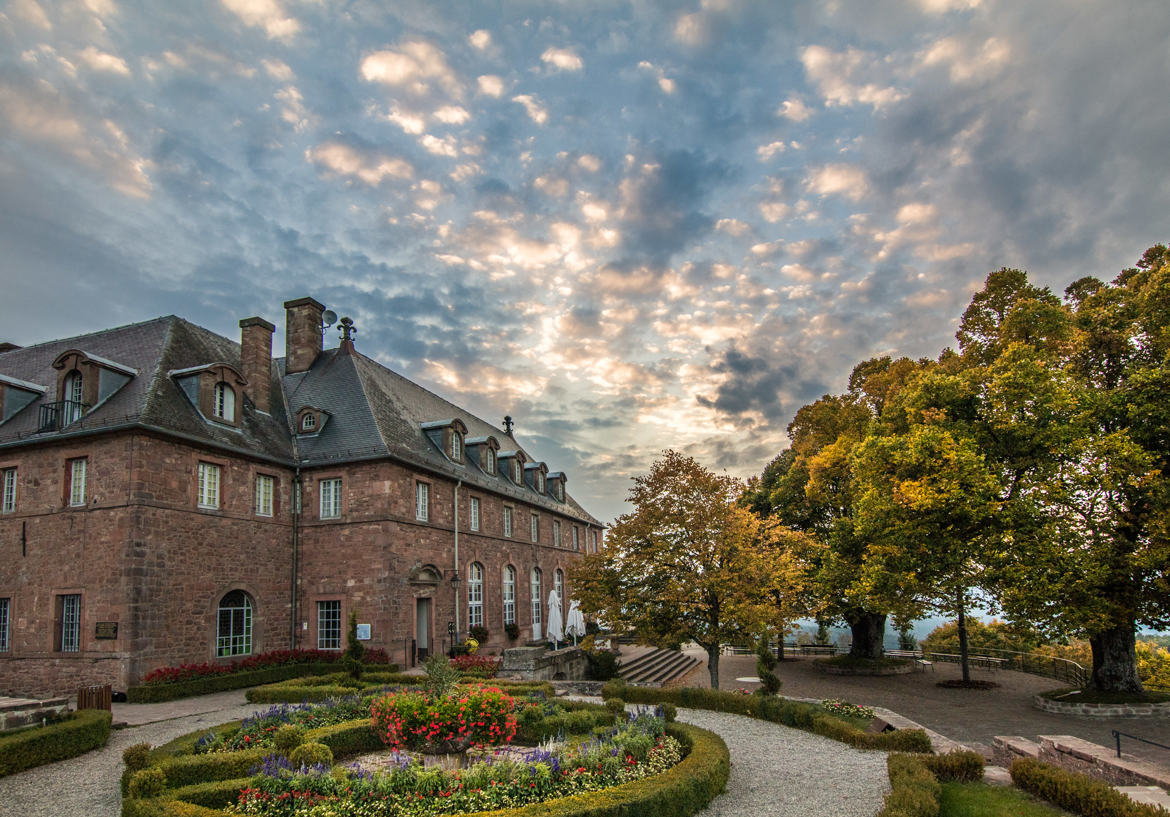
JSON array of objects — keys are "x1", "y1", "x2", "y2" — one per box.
[
  {"x1": 605, "y1": 697, "x2": 627, "y2": 715},
  {"x1": 370, "y1": 686, "x2": 518, "y2": 751},
  {"x1": 756, "y1": 634, "x2": 782, "y2": 695},
  {"x1": 123, "y1": 742, "x2": 153, "y2": 771},
  {"x1": 451, "y1": 653, "x2": 502, "y2": 677},
  {"x1": 470, "y1": 625, "x2": 490, "y2": 644},
  {"x1": 877, "y1": 753, "x2": 940, "y2": 817},
  {"x1": 128, "y1": 767, "x2": 168, "y2": 798},
  {"x1": 0, "y1": 709, "x2": 112, "y2": 777},
  {"x1": 505, "y1": 622, "x2": 521, "y2": 640},
  {"x1": 272, "y1": 724, "x2": 305, "y2": 754},
  {"x1": 288, "y1": 741, "x2": 333, "y2": 768},
  {"x1": 1010, "y1": 757, "x2": 1170, "y2": 817},
  {"x1": 139, "y1": 648, "x2": 394, "y2": 686},
  {"x1": 922, "y1": 750, "x2": 984, "y2": 782},
  {"x1": 587, "y1": 649, "x2": 621, "y2": 681},
  {"x1": 659, "y1": 703, "x2": 677, "y2": 723},
  {"x1": 423, "y1": 652, "x2": 462, "y2": 697}
]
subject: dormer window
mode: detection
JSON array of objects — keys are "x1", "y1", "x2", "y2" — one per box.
[
  {"x1": 295, "y1": 406, "x2": 329, "y2": 435},
  {"x1": 486, "y1": 447, "x2": 496, "y2": 474},
  {"x1": 549, "y1": 472, "x2": 566, "y2": 502},
  {"x1": 511, "y1": 459, "x2": 522, "y2": 483},
  {"x1": 421, "y1": 419, "x2": 468, "y2": 463},
  {"x1": 467, "y1": 436, "x2": 500, "y2": 476},
  {"x1": 302, "y1": 413, "x2": 316, "y2": 432},
  {"x1": 63, "y1": 371, "x2": 84, "y2": 425},
  {"x1": 536, "y1": 471, "x2": 545, "y2": 493},
  {"x1": 451, "y1": 429, "x2": 463, "y2": 461},
  {"x1": 213, "y1": 382, "x2": 235, "y2": 421}
]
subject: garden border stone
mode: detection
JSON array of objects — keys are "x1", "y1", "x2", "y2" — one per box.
[{"x1": 1033, "y1": 694, "x2": 1170, "y2": 718}]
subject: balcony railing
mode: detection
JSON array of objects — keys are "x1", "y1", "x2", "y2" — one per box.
[{"x1": 38, "y1": 400, "x2": 90, "y2": 432}]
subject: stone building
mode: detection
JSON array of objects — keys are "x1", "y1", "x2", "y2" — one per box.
[{"x1": 0, "y1": 297, "x2": 603, "y2": 696}]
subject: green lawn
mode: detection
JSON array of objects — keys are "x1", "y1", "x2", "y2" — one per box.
[{"x1": 939, "y1": 782, "x2": 1074, "y2": 816}]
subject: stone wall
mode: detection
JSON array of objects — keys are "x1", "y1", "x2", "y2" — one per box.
[
  {"x1": 501, "y1": 645, "x2": 589, "y2": 681},
  {"x1": 1033, "y1": 694, "x2": 1170, "y2": 718},
  {"x1": 993, "y1": 734, "x2": 1170, "y2": 791}
]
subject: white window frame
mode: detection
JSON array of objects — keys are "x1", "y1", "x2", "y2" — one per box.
[
  {"x1": 530, "y1": 513, "x2": 539, "y2": 543},
  {"x1": 213, "y1": 382, "x2": 235, "y2": 421},
  {"x1": 197, "y1": 462, "x2": 221, "y2": 509},
  {"x1": 301, "y1": 413, "x2": 316, "y2": 432},
  {"x1": 555, "y1": 569, "x2": 565, "y2": 617},
  {"x1": 451, "y1": 431, "x2": 462, "y2": 461},
  {"x1": 0, "y1": 597, "x2": 9, "y2": 652},
  {"x1": 69, "y1": 458, "x2": 87, "y2": 507},
  {"x1": 536, "y1": 471, "x2": 545, "y2": 493},
  {"x1": 503, "y1": 566, "x2": 516, "y2": 625},
  {"x1": 59, "y1": 593, "x2": 81, "y2": 652},
  {"x1": 63, "y1": 371, "x2": 84, "y2": 425},
  {"x1": 531, "y1": 568, "x2": 542, "y2": 630},
  {"x1": 468, "y1": 562, "x2": 484, "y2": 628},
  {"x1": 511, "y1": 459, "x2": 521, "y2": 484},
  {"x1": 470, "y1": 496, "x2": 480, "y2": 531},
  {"x1": 317, "y1": 600, "x2": 342, "y2": 650},
  {"x1": 503, "y1": 505, "x2": 513, "y2": 538},
  {"x1": 255, "y1": 474, "x2": 274, "y2": 517},
  {"x1": 320, "y1": 478, "x2": 342, "y2": 519},
  {"x1": 485, "y1": 448, "x2": 496, "y2": 475},
  {"x1": 573, "y1": 526, "x2": 579, "y2": 551},
  {"x1": 553, "y1": 520, "x2": 561, "y2": 547},
  {"x1": 415, "y1": 481, "x2": 429, "y2": 521},
  {"x1": 2, "y1": 468, "x2": 16, "y2": 514},
  {"x1": 216, "y1": 590, "x2": 252, "y2": 657}
]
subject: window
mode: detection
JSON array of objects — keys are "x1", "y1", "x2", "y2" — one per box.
[
  {"x1": 468, "y1": 562, "x2": 484, "y2": 628},
  {"x1": 2, "y1": 468, "x2": 15, "y2": 513},
  {"x1": 213, "y1": 382, "x2": 235, "y2": 421},
  {"x1": 58, "y1": 594, "x2": 81, "y2": 652},
  {"x1": 531, "y1": 568, "x2": 542, "y2": 631},
  {"x1": 530, "y1": 513, "x2": 539, "y2": 543},
  {"x1": 470, "y1": 496, "x2": 480, "y2": 531},
  {"x1": 555, "y1": 569, "x2": 565, "y2": 615},
  {"x1": 592, "y1": 530, "x2": 598, "y2": 553},
  {"x1": 317, "y1": 600, "x2": 341, "y2": 650},
  {"x1": 536, "y1": 471, "x2": 545, "y2": 494},
  {"x1": 217, "y1": 590, "x2": 252, "y2": 656},
  {"x1": 255, "y1": 474, "x2": 274, "y2": 516},
  {"x1": 485, "y1": 448, "x2": 496, "y2": 475},
  {"x1": 503, "y1": 566, "x2": 516, "y2": 625},
  {"x1": 553, "y1": 520, "x2": 561, "y2": 547},
  {"x1": 198, "y1": 462, "x2": 221, "y2": 509},
  {"x1": 415, "y1": 481, "x2": 429, "y2": 521},
  {"x1": 301, "y1": 413, "x2": 316, "y2": 432},
  {"x1": 451, "y1": 431, "x2": 462, "y2": 462},
  {"x1": 69, "y1": 458, "x2": 87, "y2": 507},
  {"x1": 503, "y1": 506, "x2": 513, "y2": 538},
  {"x1": 573, "y1": 526, "x2": 579, "y2": 551},
  {"x1": 511, "y1": 459, "x2": 521, "y2": 484},
  {"x1": 320, "y1": 478, "x2": 341, "y2": 519},
  {"x1": 0, "y1": 597, "x2": 9, "y2": 652},
  {"x1": 63, "y1": 371, "x2": 84, "y2": 424}
]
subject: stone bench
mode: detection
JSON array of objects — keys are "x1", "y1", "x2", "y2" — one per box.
[{"x1": 0, "y1": 696, "x2": 70, "y2": 732}]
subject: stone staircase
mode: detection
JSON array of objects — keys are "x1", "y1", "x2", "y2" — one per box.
[{"x1": 617, "y1": 646, "x2": 700, "y2": 686}]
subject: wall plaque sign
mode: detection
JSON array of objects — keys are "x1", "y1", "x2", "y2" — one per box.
[
  {"x1": 356, "y1": 623, "x2": 371, "y2": 641},
  {"x1": 95, "y1": 622, "x2": 118, "y2": 639}
]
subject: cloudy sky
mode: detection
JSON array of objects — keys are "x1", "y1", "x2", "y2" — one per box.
[{"x1": 1, "y1": 0, "x2": 1168, "y2": 523}]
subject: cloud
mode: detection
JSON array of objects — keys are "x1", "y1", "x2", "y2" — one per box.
[
  {"x1": 468, "y1": 29, "x2": 492, "y2": 50},
  {"x1": 511, "y1": 94, "x2": 548, "y2": 125},
  {"x1": 917, "y1": 35, "x2": 1010, "y2": 83},
  {"x1": 306, "y1": 141, "x2": 413, "y2": 185},
  {"x1": 801, "y1": 45, "x2": 904, "y2": 109},
  {"x1": 804, "y1": 163, "x2": 869, "y2": 201},
  {"x1": 541, "y1": 47, "x2": 583, "y2": 71},
  {"x1": 777, "y1": 97, "x2": 812, "y2": 121},
  {"x1": 476, "y1": 74, "x2": 505, "y2": 97},
  {"x1": 78, "y1": 46, "x2": 130, "y2": 75},
  {"x1": 433, "y1": 105, "x2": 469, "y2": 124},
  {"x1": 757, "y1": 140, "x2": 786, "y2": 160},
  {"x1": 220, "y1": 0, "x2": 299, "y2": 40},
  {"x1": 361, "y1": 40, "x2": 463, "y2": 99},
  {"x1": 9, "y1": 0, "x2": 52, "y2": 30},
  {"x1": 261, "y1": 58, "x2": 293, "y2": 81}
]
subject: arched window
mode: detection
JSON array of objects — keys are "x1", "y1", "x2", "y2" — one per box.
[
  {"x1": 301, "y1": 413, "x2": 316, "y2": 431},
  {"x1": 555, "y1": 569, "x2": 565, "y2": 617},
  {"x1": 536, "y1": 471, "x2": 545, "y2": 493},
  {"x1": 451, "y1": 430, "x2": 463, "y2": 462},
  {"x1": 485, "y1": 448, "x2": 496, "y2": 475},
  {"x1": 503, "y1": 565, "x2": 516, "y2": 625},
  {"x1": 531, "y1": 567, "x2": 543, "y2": 638},
  {"x1": 216, "y1": 590, "x2": 253, "y2": 657},
  {"x1": 468, "y1": 562, "x2": 484, "y2": 629},
  {"x1": 63, "y1": 371, "x2": 84, "y2": 425},
  {"x1": 213, "y1": 382, "x2": 235, "y2": 421}
]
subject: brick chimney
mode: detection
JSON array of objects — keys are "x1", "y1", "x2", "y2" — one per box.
[
  {"x1": 239, "y1": 317, "x2": 275, "y2": 413},
  {"x1": 283, "y1": 297, "x2": 325, "y2": 374}
]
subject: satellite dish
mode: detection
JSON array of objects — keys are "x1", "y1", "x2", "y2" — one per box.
[{"x1": 321, "y1": 309, "x2": 337, "y2": 328}]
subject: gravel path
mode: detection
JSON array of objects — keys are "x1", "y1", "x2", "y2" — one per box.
[
  {"x1": 676, "y1": 708, "x2": 890, "y2": 817},
  {"x1": 0, "y1": 699, "x2": 261, "y2": 817}
]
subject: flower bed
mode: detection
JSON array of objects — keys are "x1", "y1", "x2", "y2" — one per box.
[
  {"x1": 142, "y1": 649, "x2": 394, "y2": 685},
  {"x1": 449, "y1": 654, "x2": 503, "y2": 677},
  {"x1": 371, "y1": 686, "x2": 518, "y2": 753},
  {"x1": 195, "y1": 697, "x2": 374, "y2": 753}
]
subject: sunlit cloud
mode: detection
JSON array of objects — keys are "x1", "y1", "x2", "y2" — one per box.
[
  {"x1": 476, "y1": 74, "x2": 505, "y2": 97},
  {"x1": 361, "y1": 40, "x2": 463, "y2": 99},
  {"x1": 220, "y1": 0, "x2": 299, "y2": 41},
  {"x1": 306, "y1": 141, "x2": 413, "y2": 185},
  {"x1": 512, "y1": 94, "x2": 548, "y2": 125},
  {"x1": 541, "y1": 47, "x2": 583, "y2": 71},
  {"x1": 78, "y1": 46, "x2": 130, "y2": 75},
  {"x1": 804, "y1": 163, "x2": 869, "y2": 201},
  {"x1": 801, "y1": 45, "x2": 904, "y2": 109}
]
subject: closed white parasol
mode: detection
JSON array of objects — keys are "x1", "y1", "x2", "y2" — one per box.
[
  {"x1": 546, "y1": 589, "x2": 565, "y2": 646},
  {"x1": 565, "y1": 599, "x2": 586, "y2": 645}
]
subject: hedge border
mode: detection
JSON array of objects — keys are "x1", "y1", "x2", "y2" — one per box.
[
  {"x1": 0, "y1": 708, "x2": 112, "y2": 777},
  {"x1": 875, "y1": 751, "x2": 986, "y2": 817},
  {"x1": 127, "y1": 662, "x2": 398, "y2": 703},
  {"x1": 600, "y1": 679, "x2": 933, "y2": 753},
  {"x1": 244, "y1": 674, "x2": 555, "y2": 703},
  {"x1": 1010, "y1": 757, "x2": 1170, "y2": 817}
]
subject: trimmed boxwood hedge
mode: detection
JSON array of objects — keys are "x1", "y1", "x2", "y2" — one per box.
[
  {"x1": 128, "y1": 662, "x2": 396, "y2": 703},
  {"x1": 124, "y1": 721, "x2": 728, "y2": 817},
  {"x1": 245, "y1": 673, "x2": 555, "y2": 703},
  {"x1": 875, "y1": 751, "x2": 984, "y2": 817},
  {"x1": 0, "y1": 708, "x2": 112, "y2": 777},
  {"x1": 600, "y1": 679, "x2": 933, "y2": 753},
  {"x1": 1010, "y1": 757, "x2": 1170, "y2": 817}
]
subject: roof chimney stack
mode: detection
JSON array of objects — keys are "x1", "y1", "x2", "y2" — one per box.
[
  {"x1": 239, "y1": 317, "x2": 275, "y2": 413},
  {"x1": 284, "y1": 297, "x2": 325, "y2": 374}
]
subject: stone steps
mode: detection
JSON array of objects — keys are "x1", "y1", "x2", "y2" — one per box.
[{"x1": 618, "y1": 647, "x2": 700, "y2": 686}]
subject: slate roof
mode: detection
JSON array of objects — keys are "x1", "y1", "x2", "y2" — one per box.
[{"x1": 0, "y1": 317, "x2": 600, "y2": 525}]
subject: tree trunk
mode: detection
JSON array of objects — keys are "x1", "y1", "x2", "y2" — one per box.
[
  {"x1": 706, "y1": 645, "x2": 721, "y2": 689},
  {"x1": 1089, "y1": 622, "x2": 1144, "y2": 693},
  {"x1": 956, "y1": 591, "x2": 971, "y2": 684},
  {"x1": 777, "y1": 637, "x2": 786, "y2": 662},
  {"x1": 846, "y1": 611, "x2": 886, "y2": 659}
]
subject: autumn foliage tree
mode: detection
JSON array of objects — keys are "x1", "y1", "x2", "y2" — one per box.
[{"x1": 570, "y1": 450, "x2": 808, "y2": 689}]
